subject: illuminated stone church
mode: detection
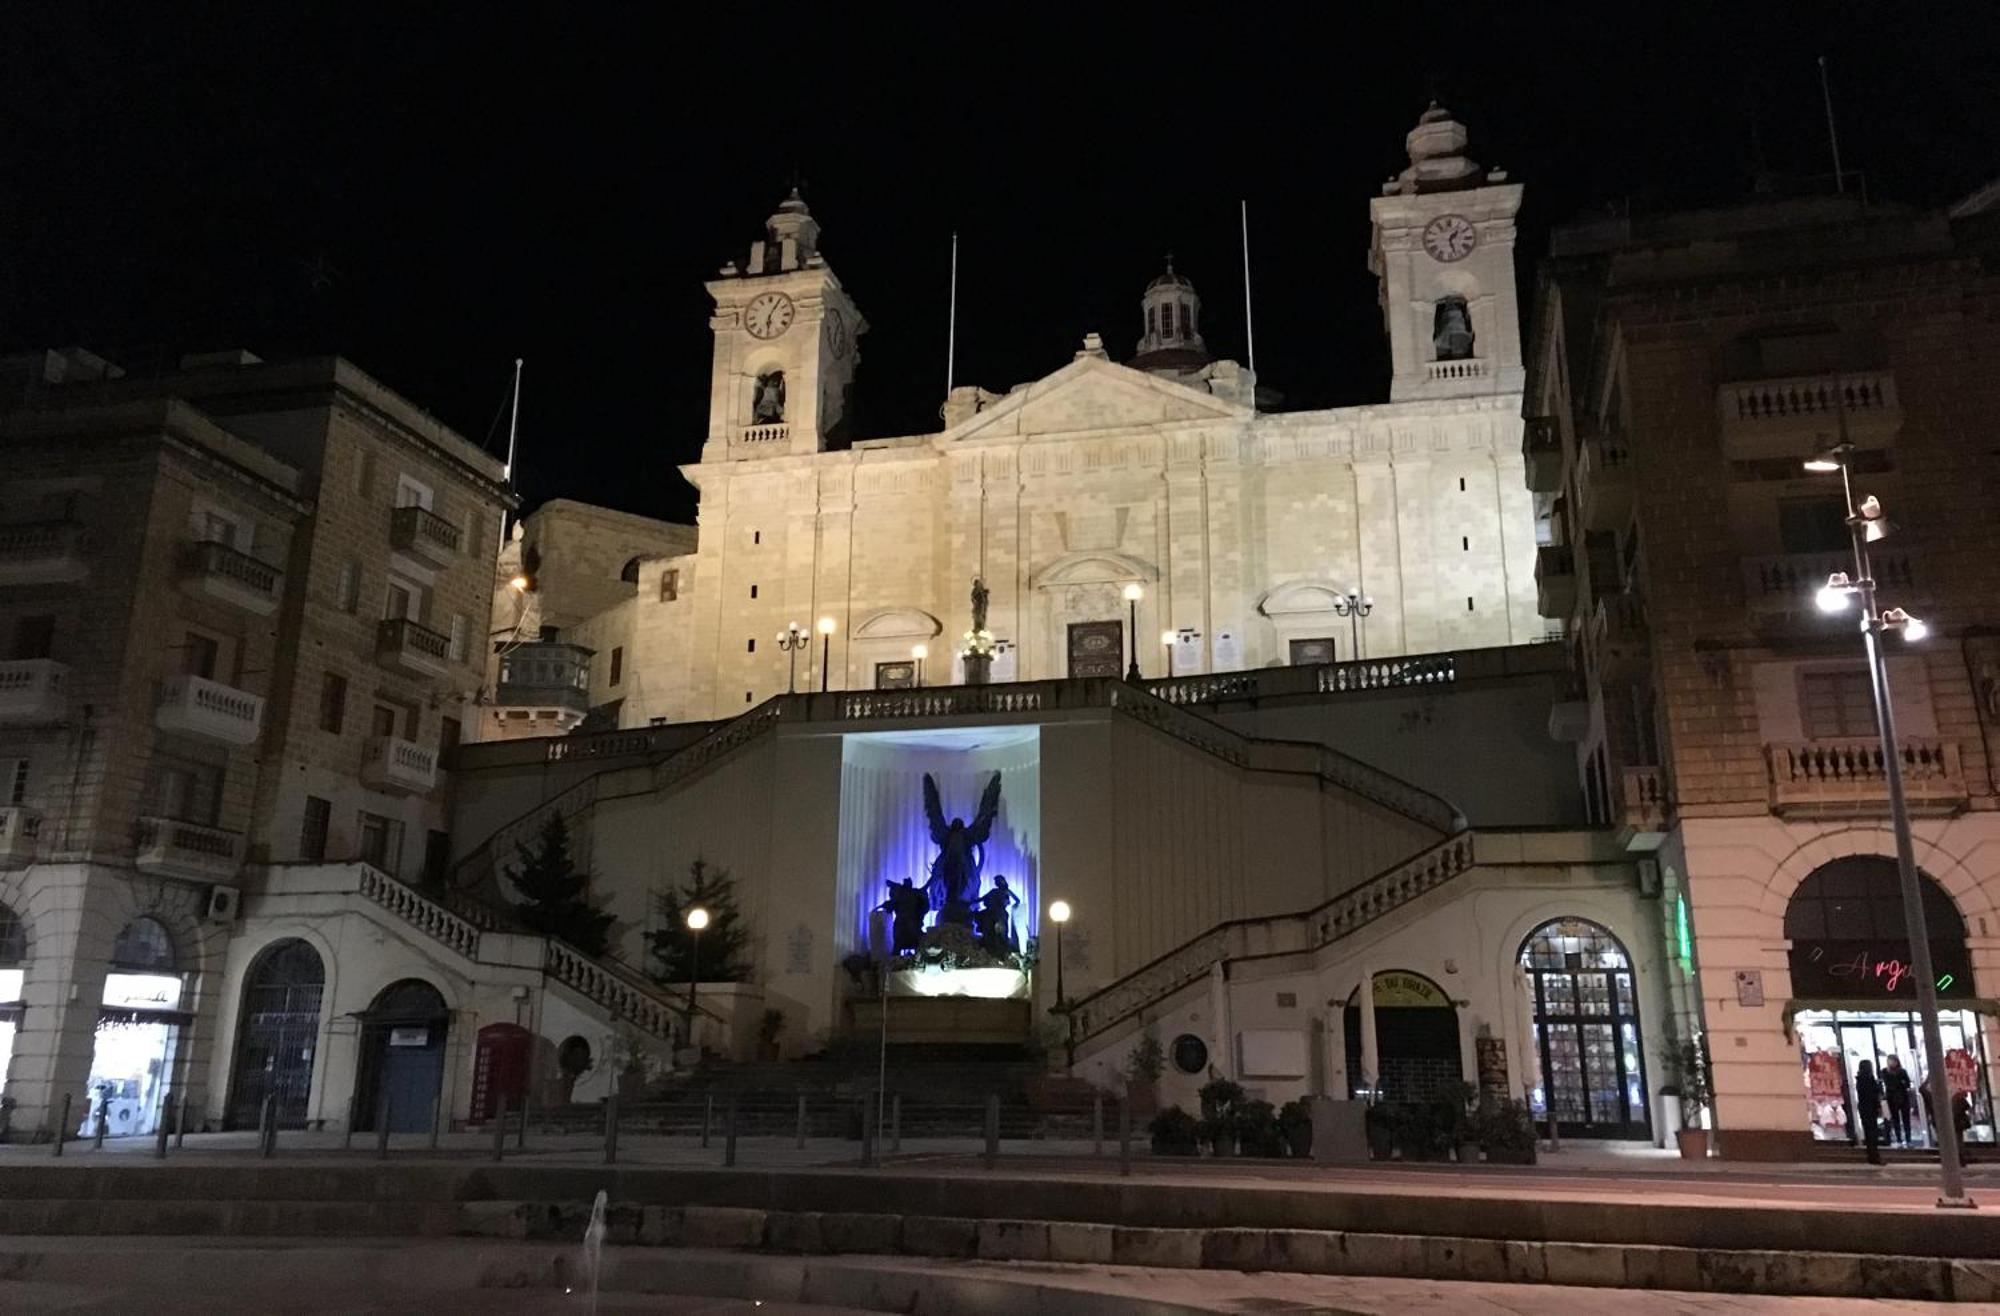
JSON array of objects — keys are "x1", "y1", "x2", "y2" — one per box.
[{"x1": 592, "y1": 104, "x2": 1540, "y2": 726}]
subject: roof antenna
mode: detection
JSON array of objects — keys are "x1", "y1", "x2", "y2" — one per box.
[{"x1": 1817, "y1": 56, "x2": 1846, "y2": 194}]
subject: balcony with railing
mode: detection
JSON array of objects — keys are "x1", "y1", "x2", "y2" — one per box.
[
  {"x1": 134, "y1": 816, "x2": 245, "y2": 881},
  {"x1": 0, "y1": 519, "x2": 89, "y2": 587},
  {"x1": 363, "y1": 734, "x2": 439, "y2": 795},
  {"x1": 1576, "y1": 431, "x2": 1633, "y2": 531},
  {"x1": 1620, "y1": 765, "x2": 1668, "y2": 836},
  {"x1": 0, "y1": 659, "x2": 68, "y2": 726},
  {"x1": 1535, "y1": 544, "x2": 1576, "y2": 618},
  {"x1": 1591, "y1": 592, "x2": 1650, "y2": 686},
  {"x1": 0, "y1": 805, "x2": 42, "y2": 869},
  {"x1": 1716, "y1": 371, "x2": 1900, "y2": 460},
  {"x1": 495, "y1": 641, "x2": 593, "y2": 734},
  {"x1": 1523, "y1": 416, "x2": 1562, "y2": 493},
  {"x1": 181, "y1": 539, "x2": 283, "y2": 615},
  {"x1": 1740, "y1": 549, "x2": 1913, "y2": 622},
  {"x1": 154, "y1": 674, "x2": 264, "y2": 746},
  {"x1": 1426, "y1": 358, "x2": 1488, "y2": 384},
  {"x1": 376, "y1": 616, "x2": 452, "y2": 679},
  {"x1": 740, "y1": 423, "x2": 790, "y2": 446},
  {"x1": 1765, "y1": 738, "x2": 1967, "y2": 818},
  {"x1": 388, "y1": 504, "x2": 462, "y2": 567}
]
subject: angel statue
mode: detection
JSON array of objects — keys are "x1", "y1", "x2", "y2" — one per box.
[{"x1": 922, "y1": 771, "x2": 1003, "y2": 928}]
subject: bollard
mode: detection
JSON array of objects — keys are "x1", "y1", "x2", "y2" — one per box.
[
  {"x1": 154, "y1": 1092, "x2": 171, "y2": 1159},
  {"x1": 891, "y1": 1093, "x2": 902, "y2": 1153},
  {"x1": 795, "y1": 1094, "x2": 807, "y2": 1151},
  {"x1": 342, "y1": 1097, "x2": 356, "y2": 1151},
  {"x1": 376, "y1": 1097, "x2": 393, "y2": 1160},
  {"x1": 701, "y1": 1095, "x2": 712, "y2": 1149},
  {"x1": 982, "y1": 1093, "x2": 999, "y2": 1168},
  {"x1": 602, "y1": 1094, "x2": 620, "y2": 1166},
  {"x1": 429, "y1": 1097, "x2": 442, "y2": 1151},
  {"x1": 515, "y1": 1090, "x2": 528, "y2": 1151},
  {"x1": 724, "y1": 1099, "x2": 738, "y2": 1168},
  {"x1": 858, "y1": 1097, "x2": 874, "y2": 1168},
  {"x1": 1118, "y1": 1100, "x2": 1131, "y2": 1177},
  {"x1": 1093, "y1": 1095, "x2": 1104, "y2": 1157},
  {"x1": 94, "y1": 1101, "x2": 109, "y2": 1150},
  {"x1": 53, "y1": 1093, "x2": 71, "y2": 1158},
  {"x1": 175, "y1": 1092, "x2": 189, "y2": 1149},
  {"x1": 492, "y1": 1097, "x2": 508, "y2": 1163},
  {"x1": 261, "y1": 1094, "x2": 277, "y2": 1158}
]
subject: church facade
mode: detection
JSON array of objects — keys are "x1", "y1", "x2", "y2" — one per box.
[{"x1": 602, "y1": 107, "x2": 1543, "y2": 726}]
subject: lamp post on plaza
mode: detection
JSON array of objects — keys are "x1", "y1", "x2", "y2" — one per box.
[
  {"x1": 817, "y1": 616, "x2": 837, "y2": 694},
  {"x1": 911, "y1": 643, "x2": 927, "y2": 687},
  {"x1": 1048, "y1": 900, "x2": 1074, "y2": 1071},
  {"x1": 777, "y1": 622, "x2": 808, "y2": 694},
  {"x1": 1333, "y1": 589, "x2": 1373, "y2": 661},
  {"x1": 1160, "y1": 630, "x2": 1177, "y2": 676},
  {"x1": 1122, "y1": 583, "x2": 1144, "y2": 681},
  {"x1": 682, "y1": 906, "x2": 710, "y2": 1053},
  {"x1": 1805, "y1": 437, "x2": 1971, "y2": 1210}
]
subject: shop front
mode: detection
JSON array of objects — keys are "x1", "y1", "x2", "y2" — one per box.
[
  {"x1": 80, "y1": 918, "x2": 189, "y2": 1139},
  {"x1": 1785, "y1": 856, "x2": 1993, "y2": 1147}
]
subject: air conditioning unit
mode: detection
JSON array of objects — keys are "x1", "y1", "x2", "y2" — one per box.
[
  {"x1": 203, "y1": 883, "x2": 242, "y2": 924},
  {"x1": 1635, "y1": 858, "x2": 1662, "y2": 900}
]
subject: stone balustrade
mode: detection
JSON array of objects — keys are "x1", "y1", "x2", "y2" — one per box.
[
  {"x1": 1765, "y1": 738, "x2": 1967, "y2": 817},
  {"x1": 155, "y1": 673, "x2": 265, "y2": 746},
  {"x1": 182, "y1": 539, "x2": 283, "y2": 615},
  {"x1": 0, "y1": 805, "x2": 42, "y2": 869},
  {"x1": 740, "y1": 424, "x2": 789, "y2": 445},
  {"x1": 388, "y1": 504, "x2": 462, "y2": 565},
  {"x1": 364, "y1": 735, "x2": 439, "y2": 794},
  {"x1": 0, "y1": 658, "x2": 68, "y2": 726},
  {"x1": 134, "y1": 816, "x2": 245, "y2": 881},
  {"x1": 0, "y1": 519, "x2": 89, "y2": 586}
]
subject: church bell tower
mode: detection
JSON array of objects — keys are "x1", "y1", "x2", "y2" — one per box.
[
  {"x1": 703, "y1": 190, "x2": 867, "y2": 461},
  {"x1": 1368, "y1": 104, "x2": 1525, "y2": 402}
]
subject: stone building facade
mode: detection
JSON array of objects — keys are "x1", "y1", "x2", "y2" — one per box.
[
  {"x1": 1526, "y1": 190, "x2": 2000, "y2": 1157},
  {"x1": 608, "y1": 106, "x2": 1544, "y2": 726}
]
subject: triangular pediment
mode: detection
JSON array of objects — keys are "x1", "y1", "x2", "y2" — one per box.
[{"x1": 942, "y1": 355, "x2": 1249, "y2": 444}]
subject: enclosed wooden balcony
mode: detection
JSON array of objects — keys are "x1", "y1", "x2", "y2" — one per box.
[
  {"x1": 495, "y1": 641, "x2": 593, "y2": 732},
  {"x1": 1765, "y1": 738, "x2": 1967, "y2": 818},
  {"x1": 181, "y1": 539, "x2": 283, "y2": 616}
]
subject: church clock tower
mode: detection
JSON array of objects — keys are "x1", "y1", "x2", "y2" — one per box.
[
  {"x1": 1368, "y1": 104, "x2": 1524, "y2": 403},
  {"x1": 703, "y1": 190, "x2": 867, "y2": 460}
]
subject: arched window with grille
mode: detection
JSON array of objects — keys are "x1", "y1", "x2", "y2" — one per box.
[{"x1": 1519, "y1": 918, "x2": 1649, "y2": 1138}]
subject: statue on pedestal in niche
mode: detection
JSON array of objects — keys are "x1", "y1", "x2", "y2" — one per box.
[
  {"x1": 922, "y1": 771, "x2": 1003, "y2": 928},
  {"x1": 877, "y1": 878, "x2": 928, "y2": 957},
  {"x1": 970, "y1": 576, "x2": 989, "y2": 632}
]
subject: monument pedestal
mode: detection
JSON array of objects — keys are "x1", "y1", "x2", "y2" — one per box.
[{"x1": 963, "y1": 653, "x2": 992, "y2": 686}]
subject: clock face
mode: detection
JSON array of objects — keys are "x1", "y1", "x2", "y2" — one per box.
[
  {"x1": 744, "y1": 291, "x2": 795, "y2": 340},
  {"x1": 1422, "y1": 214, "x2": 1477, "y2": 262},
  {"x1": 825, "y1": 307, "x2": 851, "y2": 358}
]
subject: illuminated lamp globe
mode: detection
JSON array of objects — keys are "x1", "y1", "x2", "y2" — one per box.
[
  {"x1": 816, "y1": 616, "x2": 837, "y2": 635},
  {"x1": 1048, "y1": 900, "x2": 1072, "y2": 924},
  {"x1": 684, "y1": 907, "x2": 711, "y2": 932},
  {"x1": 1815, "y1": 573, "x2": 1854, "y2": 613},
  {"x1": 1122, "y1": 582, "x2": 1143, "y2": 603}
]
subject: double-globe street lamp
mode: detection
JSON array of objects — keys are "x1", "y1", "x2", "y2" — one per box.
[
  {"x1": 1333, "y1": 588, "x2": 1373, "y2": 661},
  {"x1": 776, "y1": 622, "x2": 808, "y2": 694},
  {"x1": 1805, "y1": 437, "x2": 1971, "y2": 1209}
]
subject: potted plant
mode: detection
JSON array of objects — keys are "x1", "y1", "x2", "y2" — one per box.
[
  {"x1": 1475, "y1": 1097, "x2": 1538, "y2": 1165},
  {"x1": 1364, "y1": 1104, "x2": 1395, "y2": 1161},
  {"x1": 1235, "y1": 1099, "x2": 1283, "y2": 1158},
  {"x1": 1278, "y1": 1098, "x2": 1314, "y2": 1158},
  {"x1": 756, "y1": 1009, "x2": 786, "y2": 1062},
  {"x1": 1197, "y1": 1078, "x2": 1245, "y2": 1157},
  {"x1": 1438, "y1": 1082, "x2": 1481, "y2": 1165},
  {"x1": 1663, "y1": 1036, "x2": 1713, "y2": 1159},
  {"x1": 1148, "y1": 1105, "x2": 1199, "y2": 1155},
  {"x1": 1123, "y1": 1031, "x2": 1165, "y2": 1116}
]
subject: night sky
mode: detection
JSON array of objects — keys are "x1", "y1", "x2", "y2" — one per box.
[{"x1": 4, "y1": 6, "x2": 1997, "y2": 525}]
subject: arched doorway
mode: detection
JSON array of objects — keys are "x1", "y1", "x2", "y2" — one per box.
[
  {"x1": 1785, "y1": 856, "x2": 1991, "y2": 1146},
  {"x1": 0, "y1": 902, "x2": 26, "y2": 1103},
  {"x1": 227, "y1": 940, "x2": 325, "y2": 1129},
  {"x1": 354, "y1": 979, "x2": 448, "y2": 1133},
  {"x1": 1519, "y1": 918, "x2": 1649, "y2": 1138},
  {"x1": 84, "y1": 917, "x2": 188, "y2": 1138},
  {"x1": 1343, "y1": 970, "x2": 1462, "y2": 1102}
]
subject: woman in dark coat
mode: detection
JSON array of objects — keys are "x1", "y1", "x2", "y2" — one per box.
[
  {"x1": 1881, "y1": 1057, "x2": 1914, "y2": 1146},
  {"x1": 1854, "y1": 1060, "x2": 1885, "y2": 1165}
]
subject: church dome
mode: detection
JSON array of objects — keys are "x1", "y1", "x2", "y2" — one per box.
[
  {"x1": 1132, "y1": 258, "x2": 1209, "y2": 375},
  {"x1": 1382, "y1": 101, "x2": 1489, "y2": 196}
]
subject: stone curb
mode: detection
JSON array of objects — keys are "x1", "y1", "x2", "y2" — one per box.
[{"x1": 454, "y1": 1200, "x2": 2000, "y2": 1302}]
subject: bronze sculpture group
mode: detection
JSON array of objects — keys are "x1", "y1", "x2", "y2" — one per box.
[{"x1": 875, "y1": 769, "x2": 1022, "y2": 961}]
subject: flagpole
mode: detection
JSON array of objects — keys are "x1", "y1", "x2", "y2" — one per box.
[
  {"x1": 946, "y1": 232, "x2": 959, "y2": 397},
  {"x1": 497, "y1": 356, "x2": 523, "y2": 546},
  {"x1": 1241, "y1": 200, "x2": 1257, "y2": 408}
]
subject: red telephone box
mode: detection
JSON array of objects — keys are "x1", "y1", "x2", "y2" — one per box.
[{"x1": 470, "y1": 1022, "x2": 532, "y2": 1123}]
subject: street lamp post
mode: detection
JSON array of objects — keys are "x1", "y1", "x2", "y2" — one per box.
[
  {"x1": 776, "y1": 622, "x2": 807, "y2": 694},
  {"x1": 1122, "y1": 583, "x2": 1144, "y2": 681},
  {"x1": 1160, "y1": 630, "x2": 1177, "y2": 675},
  {"x1": 1806, "y1": 439, "x2": 1972, "y2": 1210},
  {"x1": 1048, "y1": 900, "x2": 1073, "y2": 1071},
  {"x1": 816, "y1": 616, "x2": 837, "y2": 694},
  {"x1": 911, "y1": 643, "x2": 927, "y2": 687},
  {"x1": 683, "y1": 906, "x2": 710, "y2": 1054},
  {"x1": 1333, "y1": 589, "x2": 1373, "y2": 661}
]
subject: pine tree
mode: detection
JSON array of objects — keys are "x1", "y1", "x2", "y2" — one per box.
[
  {"x1": 506, "y1": 813, "x2": 615, "y2": 956},
  {"x1": 647, "y1": 857, "x2": 751, "y2": 984}
]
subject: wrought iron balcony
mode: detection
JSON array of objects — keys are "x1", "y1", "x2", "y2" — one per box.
[
  {"x1": 181, "y1": 539, "x2": 283, "y2": 616},
  {"x1": 0, "y1": 659, "x2": 69, "y2": 726},
  {"x1": 363, "y1": 735, "x2": 439, "y2": 795},
  {"x1": 155, "y1": 674, "x2": 264, "y2": 747},
  {"x1": 1765, "y1": 738, "x2": 1967, "y2": 818},
  {"x1": 0, "y1": 519, "x2": 88, "y2": 587},
  {"x1": 376, "y1": 616, "x2": 452, "y2": 679},
  {"x1": 389, "y1": 504, "x2": 461, "y2": 567},
  {"x1": 1576, "y1": 431, "x2": 1633, "y2": 531},
  {"x1": 0, "y1": 805, "x2": 42, "y2": 870},
  {"x1": 134, "y1": 816, "x2": 245, "y2": 882},
  {"x1": 1535, "y1": 545, "x2": 1576, "y2": 618},
  {"x1": 1523, "y1": 417, "x2": 1562, "y2": 493}
]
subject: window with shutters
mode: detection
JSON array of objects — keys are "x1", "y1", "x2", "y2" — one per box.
[
  {"x1": 1800, "y1": 669, "x2": 1876, "y2": 740},
  {"x1": 609, "y1": 646, "x2": 624, "y2": 687},
  {"x1": 299, "y1": 795, "x2": 330, "y2": 862}
]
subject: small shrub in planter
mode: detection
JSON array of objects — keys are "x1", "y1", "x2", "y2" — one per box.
[
  {"x1": 1278, "y1": 1098, "x2": 1314, "y2": 1158},
  {"x1": 1235, "y1": 1099, "x2": 1283, "y2": 1158},
  {"x1": 1364, "y1": 1104, "x2": 1395, "y2": 1160},
  {"x1": 1148, "y1": 1105, "x2": 1199, "y2": 1155},
  {"x1": 1474, "y1": 1097, "x2": 1538, "y2": 1165},
  {"x1": 1198, "y1": 1079, "x2": 1245, "y2": 1121}
]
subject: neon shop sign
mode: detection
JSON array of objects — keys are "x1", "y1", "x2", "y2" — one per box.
[{"x1": 1789, "y1": 941, "x2": 1971, "y2": 1000}]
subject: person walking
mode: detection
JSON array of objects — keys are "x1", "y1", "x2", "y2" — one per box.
[
  {"x1": 1882, "y1": 1056, "x2": 1914, "y2": 1147},
  {"x1": 1855, "y1": 1060, "x2": 1885, "y2": 1165}
]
